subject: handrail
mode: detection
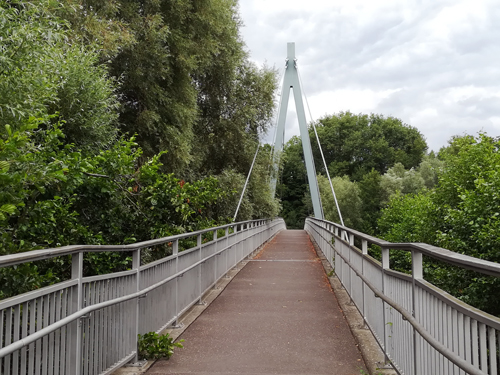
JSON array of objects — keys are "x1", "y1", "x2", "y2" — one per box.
[
  {"x1": 307, "y1": 217, "x2": 500, "y2": 277},
  {"x1": 0, "y1": 218, "x2": 287, "y2": 375},
  {"x1": 0, "y1": 219, "x2": 266, "y2": 268},
  {"x1": 331, "y1": 235, "x2": 484, "y2": 375},
  {"x1": 305, "y1": 217, "x2": 499, "y2": 375},
  {"x1": 0, "y1": 244, "x2": 212, "y2": 358}
]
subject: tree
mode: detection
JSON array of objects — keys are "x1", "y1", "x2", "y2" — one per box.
[
  {"x1": 377, "y1": 133, "x2": 500, "y2": 315},
  {"x1": 56, "y1": 0, "x2": 277, "y2": 178},
  {"x1": 0, "y1": 1, "x2": 119, "y2": 153},
  {"x1": 380, "y1": 162, "x2": 425, "y2": 204},
  {"x1": 276, "y1": 136, "x2": 310, "y2": 229},
  {"x1": 358, "y1": 169, "x2": 384, "y2": 234},
  {"x1": 310, "y1": 112, "x2": 427, "y2": 181},
  {"x1": 318, "y1": 175, "x2": 362, "y2": 229}
]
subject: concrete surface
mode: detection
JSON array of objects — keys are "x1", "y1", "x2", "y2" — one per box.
[{"x1": 145, "y1": 230, "x2": 368, "y2": 375}]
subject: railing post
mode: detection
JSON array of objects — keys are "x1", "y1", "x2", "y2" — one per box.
[
  {"x1": 362, "y1": 240, "x2": 368, "y2": 327},
  {"x1": 381, "y1": 247, "x2": 391, "y2": 365},
  {"x1": 225, "y1": 227, "x2": 231, "y2": 271},
  {"x1": 225, "y1": 227, "x2": 230, "y2": 278},
  {"x1": 197, "y1": 234, "x2": 204, "y2": 304},
  {"x1": 173, "y1": 240, "x2": 180, "y2": 327},
  {"x1": 213, "y1": 230, "x2": 218, "y2": 289},
  {"x1": 70, "y1": 252, "x2": 83, "y2": 375},
  {"x1": 132, "y1": 249, "x2": 141, "y2": 362},
  {"x1": 412, "y1": 249, "x2": 423, "y2": 375},
  {"x1": 348, "y1": 233, "x2": 354, "y2": 302}
]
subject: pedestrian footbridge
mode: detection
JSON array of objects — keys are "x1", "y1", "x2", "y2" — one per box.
[{"x1": 1, "y1": 218, "x2": 500, "y2": 375}]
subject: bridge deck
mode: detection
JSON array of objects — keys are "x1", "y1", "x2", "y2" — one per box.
[{"x1": 147, "y1": 229, "x2": 367, "y2": 375}]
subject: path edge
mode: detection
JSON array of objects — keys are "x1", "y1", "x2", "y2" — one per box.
[
  {"x1": 308, "y1": 234, "x2": 398, "y2": 375},
  {"x1": 112, "y1": 228, "x2": 285, "y2": 375}
]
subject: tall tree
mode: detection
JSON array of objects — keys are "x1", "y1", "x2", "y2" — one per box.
[
  {"x1": 276, "y1": 136, "x2": 311, "y2": 229},
  {"x1": 0, "y1": 0, "x2": 119, "y2": 153},
  {"x1": 57, "y1": 0, "x2": 277, "y2": 177},
  {"x1": 310, "y1": 112, "x2": 427, "y2": 181}
]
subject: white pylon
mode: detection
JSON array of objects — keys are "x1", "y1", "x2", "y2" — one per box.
[{"x1": 270, "y1": 43, "x2": 323, "y2": 219}]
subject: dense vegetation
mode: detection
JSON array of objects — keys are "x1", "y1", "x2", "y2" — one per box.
[
  {"x1": 0, "y1": 0, "x2": 279, "y2": 298},
  {"x1": 278, "y1": 112, "x2": 500, "y2": 316},
  {"x1": 379, "y1": 134, "x2": 500, "y2": 316},
  {"x1": 2, "y1": 1, "x2": 498, "y2": 316},
  {"x1": 278, "y1": 111, "x2": 428, "y2": 231}
]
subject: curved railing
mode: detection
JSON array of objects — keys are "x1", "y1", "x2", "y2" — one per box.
[
  {"x1": 0, "y1": 218, "x2": 286, "y2": 375},
  {"x1": 305, "y1": 217, "x2": 500, "y2": 375}
]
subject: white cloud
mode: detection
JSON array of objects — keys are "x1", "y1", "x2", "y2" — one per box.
[{"x1": 240, "y1": 0, "x2": 500, "y2": 152}]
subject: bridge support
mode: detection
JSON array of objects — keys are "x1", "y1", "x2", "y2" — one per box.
[{"x1": 271, "y1": 42, "x2": 323, "y2": 219}]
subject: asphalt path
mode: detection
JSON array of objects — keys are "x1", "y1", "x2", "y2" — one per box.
[{"x1": 147, "y1": 229, "x2": 367, "y2": 375}]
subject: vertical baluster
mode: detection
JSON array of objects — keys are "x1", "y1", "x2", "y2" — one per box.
[
  {"x1": 82, "y1": 285, "x2": 88, "y2": 375},
  {"x1": 89, "y1": 283, "x2": 96, "y2": 375},
  {"x1": 457, "y1": 312, "x2": 465, "y2": 375},
  {"x1": 497, "y1": 331, "x2": 500, "y2": 375},
  {"x1": 104, "y1": 281, "x2": 111, "y2": 370},
  {"x1": 213, "y1": 230, "x2": 218, "y2": 290},
  {"x1": 29, "y1": 298, "x2": 36, "y2": 374},
  {"x1": 488, "y1": 327, "x2": 497, "y2": 375},
  {"x1": 60, "y1": 289, "x2": 68, "y2": 375},
  {"x1": 47, "y1": 293, "x2": 56, "y2": 375},
  {"x1": 173, "y1": 240, "x2": 179, "y2": 327},
  {"x1": 98, "y1": 282, "x2": 104, "y2": 374},
  {"x1": 118, "y1": 278, "x2": 124, "y2": 360},
  {"x1": 53, "y1": 292, "x2": 61, "y2": 375},
  {"x1": 463, "y1": 316, "x2": 471, "y2": 366},
  {"x1": 12, "y1": 305, "x2": 20, "y2": 375},
  {"x1": 471, "y1": 319, "x2": 479, "y2": 368},
  {"x1": 35, "y1": 297, "x2": 43, "y2": 375},
  {"x1": 70, "y1": 252, "x2": 83, "y2": 375},
  {"x1": 381, "y1": 247, "x2": 390, "y2": 365},
  {"x1": 433, "y1": 296, "x2": 439, "y2": 373},
  {"x1": 133, "y1": 249, "x2": 140, "y2": 362},
  {"x1": 479, "y1": 322, "x2": 487, "y2": 372},
  {"x1": 94, "y1": 282, "x2": 100, "y2": 375},
  {"x1": 412, "y1": 249, "x2": 422, "y2": 375},
  {"x1": 197, "y1": 234, "x2": 203, "y2": 304},
  {"x1": 447, "y1": 305, "x2": 454, "y2": 374},
  {"x1": 440, "y1": 300, "x2": 446, "y2": 375},
  {"x1": 41, "y1": 294, "x2": 50, "y2": 375},
  {"x1": 0, "y1": 310, "x2": 3, "y2": 354},
  {"x1": 361, "y1": 240, "x2": 367, "y2": 327},
  {"x1": 21, "y1": 302, "x2": 28, "y2": 375},
  {"x1": 5, "y1": 307, "x2": 12, "y2": 375}
]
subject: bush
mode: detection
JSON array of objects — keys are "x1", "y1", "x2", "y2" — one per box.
[{"x1": 137, "y1": 332, "x2": 184, "y2": 360}]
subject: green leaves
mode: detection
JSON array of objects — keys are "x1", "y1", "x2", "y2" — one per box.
[
  {"x1": 378, "y1": 133, "x2": 500, "y2": 316},
  {"x1": 0, "y1": 204, "x2": 16, "y2": 220},
  {"x1": 137, "y1": 332, "x2": 184, "y2": 360}
]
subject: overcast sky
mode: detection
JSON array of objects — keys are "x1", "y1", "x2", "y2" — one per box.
[{"x1": 238, "y1": 0, "x2": 500, "y2": 152}]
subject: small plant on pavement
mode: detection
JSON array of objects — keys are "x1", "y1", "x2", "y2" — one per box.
[{"x1": 137, "y1": 332, "x2": 184, "y2": 360}]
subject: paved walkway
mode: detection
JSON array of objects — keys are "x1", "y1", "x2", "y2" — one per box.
[{"x1": 147, "y1": 230, "x2": 367, "y2": 375}]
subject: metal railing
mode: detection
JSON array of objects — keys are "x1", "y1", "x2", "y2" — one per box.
[
  {"x1": 305, "y1": 217, "x2": 500, "y2": 375},
  {"x1": 0, "y1": 218, "x2": 286, "y2": 375}
]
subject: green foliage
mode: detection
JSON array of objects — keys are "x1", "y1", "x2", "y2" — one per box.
[
  {"x1": 137, "y1": 332, "x2": 184, "y2": 360},
  {"x1": 56, "y1": 0, "x2": 277, "y2": 176},
  {"x1": 358, "y1": 169, "x2": 384, "y2": 234},
  {"x1": 310, "y1": 112, "x2": 427, "y2": 181},
  {"x1": 279, "y1": 112, "x2": 428, "y2": 231},
  {"x1": 0, "y1": 0, "x2": 278, "y2": 300},
  {"x1": 277, "y1": 136, "x2": 310, "y2": 229},
  {"x1": 318, "y1": 175, "x2": 362, "y2": 229},
  {"x1": 0, "y1": 0, "x2": 118, "y2": 153},
  {"x1": 378, "y1": 133, "x2": 500, "y2": 315}
]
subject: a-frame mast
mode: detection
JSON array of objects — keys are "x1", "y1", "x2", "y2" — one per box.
[{"x1": 271, "y1": 42, "x2": 323, "y2": 219}]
